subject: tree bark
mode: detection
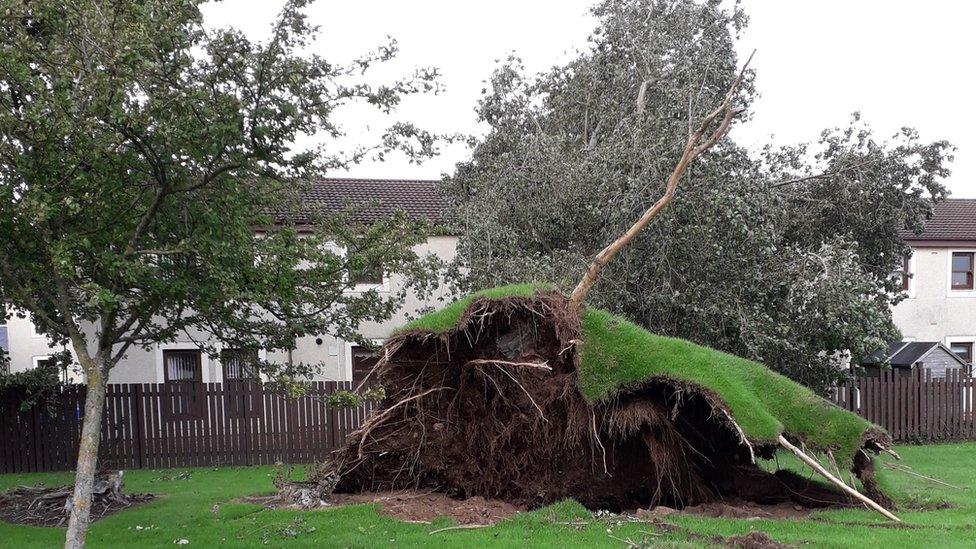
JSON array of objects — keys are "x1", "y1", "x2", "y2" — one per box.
[{"x1": 64, "y1": 358, "x2": 108, "y2": 549}]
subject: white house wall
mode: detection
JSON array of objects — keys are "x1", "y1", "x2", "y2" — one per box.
[
  {"x1": 5, "y1": 235, "x2": 458, "y2": 384},
  {"x1": 893, "y1": 246, "x2": 976, "y2": 350},
  {"x1": 4, "y1": 312, "x2": 73, "y2": 375}
]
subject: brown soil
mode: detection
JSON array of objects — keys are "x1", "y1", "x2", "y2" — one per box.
[
  {"x1": 639, "y1": 498, "x2": 815, "y2": 521},
  {"x1": 726, "y1": 531, "x2": 791, "y2": 549},
  {"x1": 244, "y1": 489, "x2": 523, "y2": 525},
  {"x1": 330, "y1": 490, "x2": 523, "y2": 525},
  {"x1": 0, "y1": 485, "x2": 155, "y2": 527},
  {"x1": 309, "y1": 294, "x2": 889, "y2": 515}
]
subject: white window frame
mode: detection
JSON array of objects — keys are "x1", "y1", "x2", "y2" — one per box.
[
  {"x1": 154, "y1": 343, "x2": 213, "y2": 383},
  {"x1": 945, "y1": 336, "x2": 975, "y2": 367},
  {"x1": 337, "y1": 245, "x2": 391, "y2": 293},
  {"x1": 351, "y1": 272, "x2": 391, "y2": 293},
  {"x1": 33, "y1": 354, "x2": 83, "y2": 383},
  {"x1": 947, "y1": 249, "x2": 976, "y2": 298},
  {"x1": 343, "y1": 339, "x2": 385, "y2": 382},
  {"x1": 899, "y1": 252, "x2": 917, "y2": 299}
]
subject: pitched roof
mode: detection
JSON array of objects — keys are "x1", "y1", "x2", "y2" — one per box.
[
  {"x1": 902, "y1": 199, "x2": 976, "y2": 242},
  {"x1": 863, "y1": 340, "x2": 968, "y2": 368},
  {"x1": 272, "y1": 178, "x2": 447, "y2": 225}
]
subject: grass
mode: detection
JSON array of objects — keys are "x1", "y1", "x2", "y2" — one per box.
[
  {"x1": 395, "y1": 283, "x2": 551, "y2": 333},
  {"x1": 1, "y1": 443, "x2": 974, "y2": 547},
  {"x1": 578, "y1": 308, "x2": 876, "y2": 465},
  {"x1": 392, "y1": 284, "x2": 878, "y2": 465}
]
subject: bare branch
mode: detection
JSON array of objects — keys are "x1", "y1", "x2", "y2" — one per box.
[
  {"x1": 568, "y1": 50, "x2": 755, "y2": 314},
  {"x1": 770, "y1": 158, "x2": 879, "y2": 188}
]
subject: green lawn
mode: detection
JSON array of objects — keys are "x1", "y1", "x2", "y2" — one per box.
[{"x1": 1, "y1": 443, "x2": 974, "y2": 548}]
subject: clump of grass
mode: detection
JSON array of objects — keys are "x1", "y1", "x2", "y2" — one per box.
[
  {"x1": 576, "y1": 308, "x2": 876, "y2": 464},
  {"x1": 395, "y1": 283, "x2": 553, "y2": 334}
]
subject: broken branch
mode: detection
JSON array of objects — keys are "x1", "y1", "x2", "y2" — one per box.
[
  {"x1": 568, "y1": 50, "x2": 755, "y2": 315},
  {"x1": 777, "y1": 435, "x2": 900, "y2": 522}
]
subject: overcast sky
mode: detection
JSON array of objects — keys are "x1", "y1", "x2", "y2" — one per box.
[{"x1": 203, "y1": 0, "x2": 976, "y2": 198}]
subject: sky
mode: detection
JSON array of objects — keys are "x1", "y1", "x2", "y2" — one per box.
[{"x1": 202, "y1": 0, "x2": 976, "y2": 198}]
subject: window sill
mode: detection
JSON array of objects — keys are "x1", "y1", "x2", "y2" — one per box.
[
  {"x1": 946, "y1": 289, "x2": 976, "y2": 298},
  {"x1": 348, "y1": 281, "x2": 391, "y2": 293}
]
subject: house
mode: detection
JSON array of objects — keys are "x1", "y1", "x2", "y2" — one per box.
[
  {"x1": 2, "y1": 178, "x2": 457, "y2": 384},
  {"x1": 893, "y1": 198, "x2": 976, "y2": 371},
  {"x1": 860, "y1": 340, "x2": 969, "y2": 378}
]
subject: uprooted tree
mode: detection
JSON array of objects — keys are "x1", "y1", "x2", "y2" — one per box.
[
  {"x1": 302, "y1": 26, "x2": 901, "y2": 522},
  {"x1": 443, "y1": 0, "x2": 953, "y2": 394}
]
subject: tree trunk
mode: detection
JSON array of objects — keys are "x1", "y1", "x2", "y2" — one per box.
[{"x1": 64, "y1": 359, "x2": 108, "y2": 549}]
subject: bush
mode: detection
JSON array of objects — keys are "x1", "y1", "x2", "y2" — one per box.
[{"x1": 0, "y1": 350, "x2": 73, "y2": 412}]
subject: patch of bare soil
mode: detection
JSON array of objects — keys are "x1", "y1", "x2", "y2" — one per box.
[
  {"x1": 245, "y1": 490, "x2": 523, "y2": 525},
  {"x1": 0, "y1": 485, "x2": 155, "y2": 527},
  {"x1": 639, "y1": 498, "x2": 815, "y2": 520},
  {"x1": 726, "y1": 531, "x2": 791, "y2": 549}
]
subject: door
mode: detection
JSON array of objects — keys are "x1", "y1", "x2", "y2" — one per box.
[
  {"x1": 163, "y1": 349, "x2": 203, "y2": 418},
  {"x1": 351, "y1": 346, "x2": 379, "y2": 388}
]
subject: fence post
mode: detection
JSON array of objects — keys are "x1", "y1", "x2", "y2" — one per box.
[
  {"x1": 236, "y1": 381, "x2": 250, "y2": 465},
  {"x1": 132, "y1": 384, "x2": 145, "y2": 469}
]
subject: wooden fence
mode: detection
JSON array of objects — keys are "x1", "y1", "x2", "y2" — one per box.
[
  {"x1": 0, "y1": 382, "x2": 373, "y2": 474},
  {"x1": 832, "y1": 368, "x2": 975, "y2": 442},
  {"x1": 4, "y1": 370, "x2": 974, "y2": 474}
]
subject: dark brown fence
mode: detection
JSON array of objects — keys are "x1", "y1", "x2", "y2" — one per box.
[
  {"x1": 0, "y1": 382, "x2": 373, "y2": 474},
  {"x1": 5, "y1": 370, "x2": 974, "y2": 474},
  {"x1": 832, "y1": 368, "x2": 975, "y2": 442}
]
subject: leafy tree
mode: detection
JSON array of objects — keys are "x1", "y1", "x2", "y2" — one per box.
[
  {"x1": 444, "y1": 0, "x2": 952, "y2": 392},
  {"x1": 0, "y1": 1, "x2": 440, "y2": 546}
]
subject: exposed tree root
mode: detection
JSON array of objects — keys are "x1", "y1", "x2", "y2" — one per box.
[
  {"x1": 306, "y1": 294, "x2": 892, "y2": 515},
  {"x1": 0, "y1": 472, "x2": 153, "y2": 527}
]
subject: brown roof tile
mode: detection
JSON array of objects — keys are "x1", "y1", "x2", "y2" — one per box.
[
  {"x1": 273, "y1": 177, "x2": 446, "y2": 225},
  {"x1": 902, "y1": 198, "x2": 976, "y2": 242}
]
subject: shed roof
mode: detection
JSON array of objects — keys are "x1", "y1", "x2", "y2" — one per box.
[{"x1": 863, "y1": 340, "x2": 968, "y2": 368}]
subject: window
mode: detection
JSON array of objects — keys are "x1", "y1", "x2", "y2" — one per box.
[
  {"x1": 351, "y1": 258, "x2": 384, "y2": 286},
  {"x1": 221, "y1": 348, "x2": 259, "y2": 382},
  {"x1": 32, "y1": 355, "x2": 72, "y2": 384},
  {"x1": 29, "y1": 314, "x2": 45, "y2": 338},
  {"x1": 950, "y1": 342, "x2": 973, "y2": 365},
  {"x1": 353, "y1": 265, "x2": 384, "y2": 285},
  {"x1": 347, "y1": 245, "x2": 385, "y2": 286},
  {"x1": 163, "y1": 349, "x2": 202, "y2": 383},
  {"x1": 899, "y1": 254, "x2": 911, "y2": 291},
  {"x1": 951, "y1": 252, "x2": 975, "y2": 290},
  {"x1": 350, "y1": 345, "x2": 379, "y2": 387},
  {"x1": 162, "y1": 349, "x2": 203, "y2": 418}
]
